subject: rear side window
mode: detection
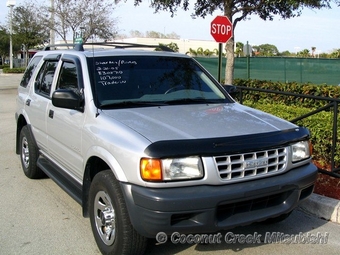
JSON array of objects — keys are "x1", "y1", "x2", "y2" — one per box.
[
  {"x1": 20, "y1": 56, "x2": 42, "y2": 88},
  {"x1": 35, "y1": 61, "x2": 58, "y2": 97}
]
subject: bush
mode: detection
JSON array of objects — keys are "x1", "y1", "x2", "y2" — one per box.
[
  {"x1": 233, "y1": 79, "x2": 340, "y2": 108},
  {"x1": 2, "y1": 67, "x2": 25, "y2": 73},
  {"x1": 234, "y1": 79, "x2": 340, "y2": 168}
]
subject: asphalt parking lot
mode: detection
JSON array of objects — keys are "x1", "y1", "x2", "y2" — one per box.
[{"x1": 1, "y1": 73, "x2": 340, "y2": 255}]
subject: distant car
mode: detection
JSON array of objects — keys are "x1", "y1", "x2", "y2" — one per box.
[{"x1": 15, "y1": 42, "x2": 317, "y2": 255}]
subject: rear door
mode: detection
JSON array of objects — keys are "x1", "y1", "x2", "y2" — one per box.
[{"x1": 24, "y1": 55, "x2": 60, "y2": 153}]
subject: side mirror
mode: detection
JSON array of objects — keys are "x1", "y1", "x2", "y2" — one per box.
[
  {"x1": 222, "y1": 84, "x2": 238, "y2": 98},
  {"x1": 52, "y1": 89, "x2": 84, "y2": 111}
]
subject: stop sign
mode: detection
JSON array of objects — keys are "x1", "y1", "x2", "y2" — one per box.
[{"x1": 210, "y1": 16, "x2": 233, "y2": 43}]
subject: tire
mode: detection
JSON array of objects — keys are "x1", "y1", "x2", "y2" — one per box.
[
  {"x1": 261, "y1": 211, "x2": 292, "y2": 224},
  {"x1": 89, "y1": 170, "x2": 148, "y2": 255},
  {"x1": 19, "y1": 126, "x2": 44, "y2": 179}
]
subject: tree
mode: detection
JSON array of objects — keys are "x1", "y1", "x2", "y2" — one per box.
[
  {"x1": 280, "y1": 50, "x2": 293, "y2": 57},
  {"x1": 166, "y1": 42, "x2": 179, "y2": 52},
  {"x1": 330, "y1": 49, "x2": 340, "y2": 58},
  {"x1": 311, "y1": 46, "x2": 316, "y2": 57},
  {"x1": 0, "y1": 26, "x2": 10, "y2": 64},
  {"x1": 42, "y1": 0, "x2": 118, "y2": 44},
  {"x1": 166, "y1": 32, "x2": 180, "y2": 39},
  {"x1": 130, "y1": 30, "x2": 145, "y2": 38},
  {"x1": 159, "y1": 42, "x2": 179, "y2": 52},
  {"x1": 146, "y1": 30, "x2": 163, "y2": 38},
  {"x1": 297, "y1": 49, "x2": 310, "y2": 58},
  {"x1": 188, "y1": 48, "x2": 197, "y2": 56},
  {"x1": 255, "y1": 44, "x2": 279, "y2": 57},
  {"x1": 235, "y1": 42, "x2": 244, "y2": 57},
  {"x1": 203, "y1": 49, "x2": 213, "y2": 57},
  {"x1": 196, "y1": 47, "x2": 204, "y2": 56},
  {"x1": 132, "y1": 0, "x2": 333, "y2": 84},
  {"x1": 11, "y1": 3, "x2": 50, "y2": 66},
  {"x1": 144, "y1": 30, "x2": 180, "y2": 39}
]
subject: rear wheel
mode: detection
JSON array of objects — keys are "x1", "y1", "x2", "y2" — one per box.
[
  {"x1": 89, "y1": 170, "x2": 147, "y2": 255},
  {"x1": 19, "y1": 126, "x2": 44, "y2": 179}
]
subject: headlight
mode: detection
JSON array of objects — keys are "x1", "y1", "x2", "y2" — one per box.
[
  {"x1": 162, "y1": 157, "x2": 204, "y2": 180},
  {"x1": 291, "y1": 141, "x2": 311, "y2": 162},
  {"x1": 140, "y1": 157, "x2": 204, "y2": 182}
]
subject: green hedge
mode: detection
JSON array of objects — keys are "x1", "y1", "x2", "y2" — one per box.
[
  {"x1": 2, "y1": 67, "x2": 25, "y2": 73},
  {"x1": 233, "y1": 79, "x2": 340, "y2": 108},
  {"x1": 233, "y1": 79, "x2": 340, "y2": 168}
]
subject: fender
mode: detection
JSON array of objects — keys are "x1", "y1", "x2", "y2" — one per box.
[
  {"x1": 15, "y1": 115, "x2": 36, "y2": 155},
  {"x1": 84, "y1": 145, "x2": 128, "y2": 182}
]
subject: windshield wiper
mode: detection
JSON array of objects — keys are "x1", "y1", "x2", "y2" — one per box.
[
  {"x1": 100, "y1": 100, "x2": 167, "y2": 109},
  {"x1": 165, "y1": 98, "x2": 221, "y2": 105}
]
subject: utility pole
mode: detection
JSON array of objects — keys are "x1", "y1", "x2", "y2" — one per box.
[
  {"x1": 50, "y1": 0, "x2": 55, "y2": 46},
  {"x1": 6, "y1": 0, "x2": 16, "y2": 69}
]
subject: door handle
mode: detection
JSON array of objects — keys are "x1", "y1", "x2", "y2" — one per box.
[{"x1": 49, "y1": 109, "x2": 54, "y2": 119}]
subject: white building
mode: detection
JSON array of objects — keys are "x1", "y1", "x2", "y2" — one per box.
[
  {"x1": 113, "y1": 37, "x2": 223, "y2": 54},
  {"x1": 53, "y1": 37, "x2": 225, "y2": 55}
]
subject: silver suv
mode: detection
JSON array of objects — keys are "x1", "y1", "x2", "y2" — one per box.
[{"x1": 15, "y1": 43, "x2": 317, "y2": 254}]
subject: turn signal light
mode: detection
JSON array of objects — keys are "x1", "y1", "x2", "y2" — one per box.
[{"x1": 140, "y1": 158, "x2": 162, "y2": 181}]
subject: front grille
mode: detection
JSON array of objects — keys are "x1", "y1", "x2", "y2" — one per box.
[{"x1": 214, "y1": 147, "x2": 287, "y2": 182}]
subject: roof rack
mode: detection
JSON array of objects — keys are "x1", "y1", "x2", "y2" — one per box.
[{"x1": 42, "y1": 42, "x2": 175, "y2": 52}]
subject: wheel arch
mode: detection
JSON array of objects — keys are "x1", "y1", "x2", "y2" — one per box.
[
  {"x1": 16, "y1": 114, "x2": 29, "y2": 154},
  {"x1": 82, "y1": 152, "x2": 127, "y2": 217}
]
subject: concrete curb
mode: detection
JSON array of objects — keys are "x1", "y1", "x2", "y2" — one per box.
[{"x1": 299, "y1": 193, "x2": 340, "y2": 223}]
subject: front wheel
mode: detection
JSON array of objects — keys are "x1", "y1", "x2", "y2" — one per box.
[{"x1": 89, "y1": 170, "x2": 147, "y2": 255}]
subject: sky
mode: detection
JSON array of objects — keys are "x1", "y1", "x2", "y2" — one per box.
[{"x1": 1, "y1": 0, "x2": 339, "y2": 53}]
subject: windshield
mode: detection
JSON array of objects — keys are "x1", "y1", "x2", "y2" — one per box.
[{"x1": 88, "y1": 55, "x2": 231, "y2": 108}]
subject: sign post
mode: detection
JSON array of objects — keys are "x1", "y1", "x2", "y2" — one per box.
[
  {"x1": 243, "y1": 41, "x2": 252, "y2": 79},
  {"x1": 210, "y1": 16, "x2": 233, "y2": 83}
]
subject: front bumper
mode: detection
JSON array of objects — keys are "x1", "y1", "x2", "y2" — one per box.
[{"x1": 120, "y1": 163, "x2": 317, "y2": 238}]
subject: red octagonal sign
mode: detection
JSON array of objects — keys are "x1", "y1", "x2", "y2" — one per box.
[{"x1": 210, "y1": 16, "x2": 233, "y2": 43}]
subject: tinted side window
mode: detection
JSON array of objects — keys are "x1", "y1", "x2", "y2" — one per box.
[
  {"x1": 35, "y1": 61, "x2": 58, "y2": 97},
  {"x1": 20, "y1": 56, "x2": 42, "y2": 88},
  {"x1": 56, "y1": 62, "x2": 79, "y2": 92}
]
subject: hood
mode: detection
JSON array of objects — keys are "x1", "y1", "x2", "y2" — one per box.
[{"x1": 103, "y1": 103, "x2": 296, "y2": 142}]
